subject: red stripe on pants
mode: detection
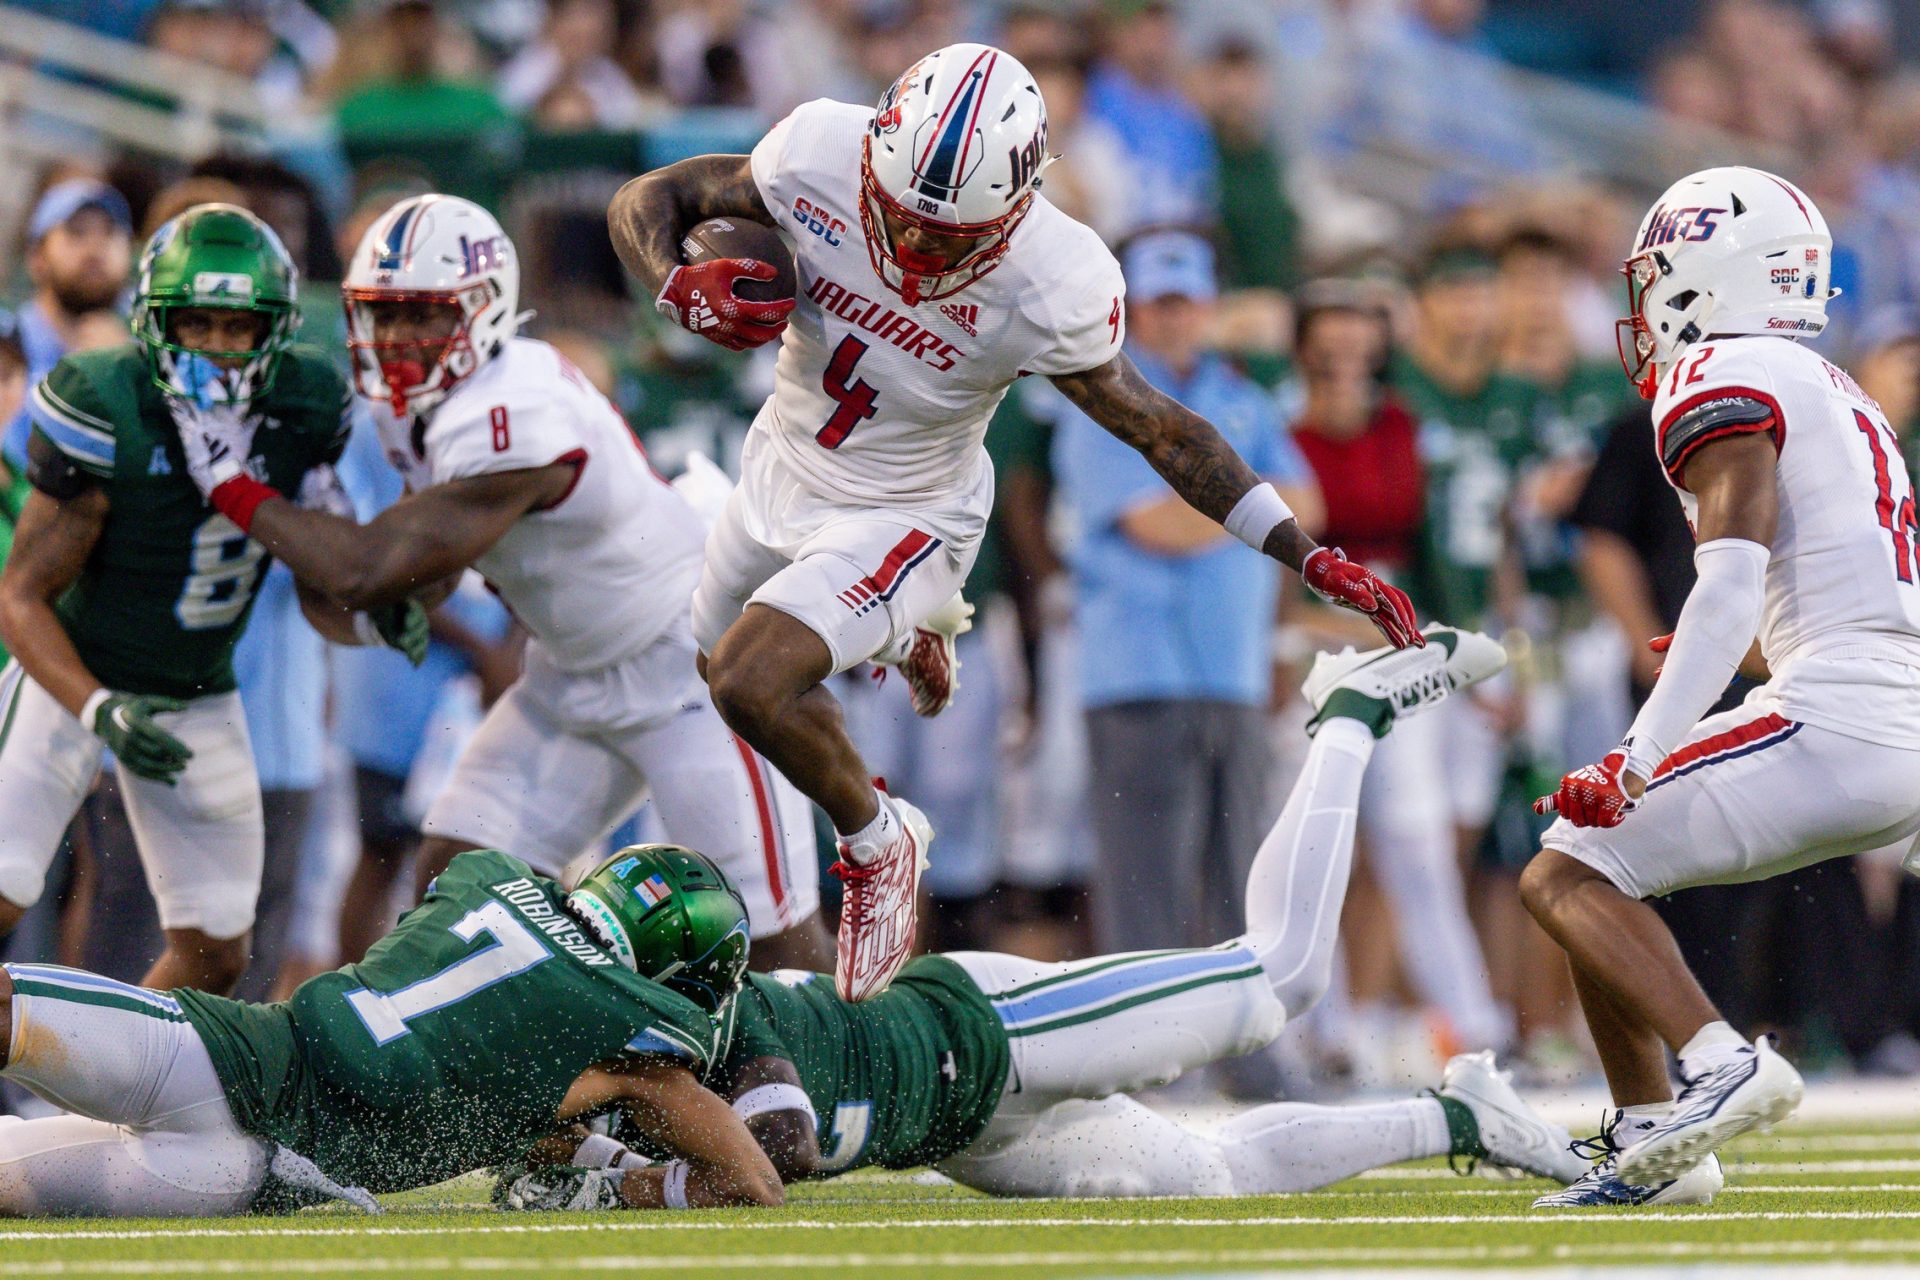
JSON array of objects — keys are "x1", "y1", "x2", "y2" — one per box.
[
  {"x1": 1651, "y1": 712, "x2": 1791, "y2": 781},
  {"x1": 731, "y1": 734, "x2": 787, "y2": 912},
  {"x1": 860, "y1": 529, "x2": 934, "y2": 598}
]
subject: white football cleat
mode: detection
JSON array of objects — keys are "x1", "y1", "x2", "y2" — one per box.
[
  {"x1": 1615, "y1": 1037, "x2": 1803, "y2": 1186},
  {"x1": 1302, "y1": 624, "x2": 1506, "y2": 739},
  {"x1": 1533, "y1": 1110, "x2": 1724, "y2": 1208},
  {"x1": 898, "y1": 593, "x2": 974, "y2": 717},
  {"x1": 831, "y1": 796, "x2": 933, "y2": 1002},
  {"x1": 1438, "y1": 1050, "x2": 1587, "y2": 1184},
  {"x1": 1535, "y1": 1152, "x2": 1724, "y2": 1209}
]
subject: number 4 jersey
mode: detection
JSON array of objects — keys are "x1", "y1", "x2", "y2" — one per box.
[
  {"x1": 26, "y1": 345, "x2": 348, "y2": 699},
  {"x1": 177, "y1": 849, "x2": 718, "y2": 1194},
  {"x1": 1651, "y1": 334, "x2": 1920, "y2": 745},
  {"x1": 750, "y1": 99, "x2": 1126, "y2": 510}
]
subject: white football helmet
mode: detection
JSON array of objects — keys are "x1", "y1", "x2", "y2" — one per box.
[
  {"x1": 1619, "y1": 166, "x2": 1833, "y2": 398},
  {"x1": 860, "y1": 42, "x2": 1051, "y2": 305},
  {"x1": 344, "y1": 194, "x2": 520, "y2": 416}
]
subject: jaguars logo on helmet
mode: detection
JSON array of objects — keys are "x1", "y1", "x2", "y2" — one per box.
[
  {"x1": 566, "y1": 845, "x2": 750, "y2": 1013},
  {"x1": 131, "y1": 204, "x2": 299, "y2": 402}
]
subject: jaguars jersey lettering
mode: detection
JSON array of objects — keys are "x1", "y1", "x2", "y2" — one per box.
[
  {"x1": 26, "y1": 345, "x2": 347, "y2": 699},
  {"x1": 1648, "y1": 336, "x2": 1920, "y2": 746},
  {"x1": 708, "y1": 957, "x2": 1008, "y2": 1171},
  {"x1": 177, "y1": 849, "x2": 715, "y2": 1193},
  {"x1": 373, "y1": 338, "x2": 707, "y2": 672},
  {"x1": 750, "y1": 99, "x2": 1124, "y2": 508}
]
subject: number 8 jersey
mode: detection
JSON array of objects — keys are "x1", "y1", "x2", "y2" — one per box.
[
  {"x1": 751, "y1": 99, "x2": 1126, "y2": 509},
  {"x1": 1651, "y1": 334, "x2": 1920, "y2": 745},
  {"x1": 26, "y1": 344, "x2": 348, "y2": 699}
]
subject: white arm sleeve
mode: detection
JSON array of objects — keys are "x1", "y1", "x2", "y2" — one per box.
[{"x1": 1619, "y1": 537, "x2": 1769, "y2": 779}]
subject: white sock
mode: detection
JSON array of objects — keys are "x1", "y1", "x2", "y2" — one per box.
[
  {"x1": 1678, "y1": 1020, "x2": 1747, "y2": 1078},
  {"x1": 1217, "y1": 1098, "x2": 1450, "y2": 1194},
  {"x1": 1619, "y1": 1101, "x2": 1672, "y2": 1139},
  {"x1": 873, "y1": 632, "x2": 913, "y2": 667},
  {"x1": 1243, "y1": 718, "x2": 1374, "y2": 1016},
  {"x1": 838, "y1": 789, "x2": 899, "y2": 866}
]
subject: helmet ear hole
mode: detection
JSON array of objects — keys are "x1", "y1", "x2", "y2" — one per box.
[{"x1": 1669, "y1": 290, "x2": 1699, "y2": 311}]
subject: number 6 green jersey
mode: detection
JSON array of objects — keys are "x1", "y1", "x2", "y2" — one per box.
[
  {"x1": 26, "y1": 344, "x2": 348, "y2": 699},
  {"x1": 178, "y1": 850, "x2": 718, "y2": 1194}
]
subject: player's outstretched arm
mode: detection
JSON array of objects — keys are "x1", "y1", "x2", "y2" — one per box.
[
  {"x1": 589, "y1": 1059, "x2": 786, "y2": 1209},
  {"x1": 231, "y1": 465, "x2": 575, "y2": 611},
  {"x1": 607, "y1": 155, "x2": 775, "y2": 296},
  {"x1": 1052, "y1": 353, "x2": 1420, "y2": 647}
]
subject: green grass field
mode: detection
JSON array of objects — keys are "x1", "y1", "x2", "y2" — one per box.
[
  {"x1": 11, "y1": 1113, "x2": 1920, "y2": 1274},
  {"x1": 7, "y1": 1117, "x2": 1920, "y2": 1278}
]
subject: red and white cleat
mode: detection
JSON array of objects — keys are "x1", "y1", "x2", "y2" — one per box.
[
  {"x1": 830, "y1": 797, "x2": 934, "y2": 1001},
  {"x1": 899, "y1": 594, "x2": 974, "y2": 718}
]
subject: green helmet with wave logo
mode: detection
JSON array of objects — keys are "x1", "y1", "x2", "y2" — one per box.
[
  {"x1": 566, "y1": 845, "x2": 750, "y2": 1013},
  {"x1": 132, "y1": 203, "x2": 299, "y2": 402}
]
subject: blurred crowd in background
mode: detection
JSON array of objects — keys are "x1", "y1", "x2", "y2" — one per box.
[{"x1": 7, "y1": 0, "x2": 1920, "y2": 1100}]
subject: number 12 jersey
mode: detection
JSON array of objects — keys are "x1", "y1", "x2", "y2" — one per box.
[{"x1": 1650, "y1": 334, "x2": 1920, "y2": 746}]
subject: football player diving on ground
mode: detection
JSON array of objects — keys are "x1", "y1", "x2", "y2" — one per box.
[{"x1": 505, "y1": 627, "x2": 1591, "y2": 1209}]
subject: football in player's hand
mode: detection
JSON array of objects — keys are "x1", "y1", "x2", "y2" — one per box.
[{"x1": 681, "y1": 218, "x2": 797, "y2": 304}]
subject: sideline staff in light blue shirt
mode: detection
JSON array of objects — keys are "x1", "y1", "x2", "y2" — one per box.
[
  {"x1": 1055, "y1": 231, "x2": 1317, "y2": 710},
  {"x1": 1053, "y1": 227, "x2": 1321, "y2": 962}
]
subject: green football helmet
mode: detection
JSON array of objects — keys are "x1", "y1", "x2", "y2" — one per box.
[
  {"x1": 566, "y1": 845, "x2": 750, "y2": 1013},
  {"x1": 131, "y1": 203, "x2": 299, "y2": 402}
]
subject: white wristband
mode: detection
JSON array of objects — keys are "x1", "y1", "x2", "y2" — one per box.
[
  {"x1": 79, "y1": 688, "x2": 111, "y2": 730},
  {"x1": 1224, "y1": 484, "x2": 1294, "y2": 553},
  {"x1": 351, "y1": 612, "x2": 382, "y2": 647},
  {"x1": 732, "y1": 1082, "x2": 817, "y2": 1128},
  {"x1": 661, "y1": 1159, "x2": 692, "y2": 1210},
  {"x1": 572, "y1": 1133, "x2": 630, "y2": 1169}
]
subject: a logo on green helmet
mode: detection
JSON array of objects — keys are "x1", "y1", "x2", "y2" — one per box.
[
  {"x1": 566, "y1": 889, "x2": 638, "y2": 971},
  {"x1": 191, "y1": 271, "x2": 255, "y2": 304}
]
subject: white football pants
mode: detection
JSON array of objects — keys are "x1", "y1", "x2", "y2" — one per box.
[
  {"x1": 0, "y1": 963, "x2": 271, "y2": 1217},
  {"x1": 942, "y1": 717, "x2": 1453, "y2": 1196}
]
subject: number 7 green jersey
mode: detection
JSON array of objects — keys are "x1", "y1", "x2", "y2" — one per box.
[
  {"x1": 178, "y1": 850, "x2": 718, "y2": 1194},
  {"x1": 27, "y1": 344, "x2": 348, "y2": 699}
]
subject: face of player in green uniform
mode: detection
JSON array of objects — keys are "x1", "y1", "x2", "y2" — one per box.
[{"x1": 167, "y1": 307, "x2": 270, "y2": 372}]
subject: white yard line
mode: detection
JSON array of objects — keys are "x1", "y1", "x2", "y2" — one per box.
[
  {"x1": 12, "y1": 1208, "x2": 1920, "y2": 1246},
  {"x1": 1353, "y1": 1157, "x2": 1920, "y2": 1179},
  {"x1": 8, "y1": 1238, "x2": 1920, "y2": 1276}
]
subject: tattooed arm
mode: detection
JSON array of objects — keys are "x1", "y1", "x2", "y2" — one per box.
[
  {"x1": 606, "y1": 155, "x2": 775, "y2": 297},
  {"x1": 1051, "y1": 352, "x2": 1422, "y2": 646},
  {"x1": 1050, "y1": 352, "x2": 1321, "y2": 572}
]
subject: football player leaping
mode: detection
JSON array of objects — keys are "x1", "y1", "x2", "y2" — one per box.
[
  {"x1": 1525, "y1": 167, "x2": 1920, "y2": 1206},
  {"x1": 0, "y1": 205, "x2": 429, "y2": 994},
  {"x1": 608, "y1": 42, "x2": 1421, "y2": 1001},
  {"x1": 507, "y1": 627, "x2": 1593, "y2": 1208},
  {"x1": 175, "y1": 195, "x2": 832, "y2": 970}
]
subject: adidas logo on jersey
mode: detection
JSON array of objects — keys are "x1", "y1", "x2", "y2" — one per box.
[{"x1": 940, "y1": 303, "x2": 979, "y2": 336}]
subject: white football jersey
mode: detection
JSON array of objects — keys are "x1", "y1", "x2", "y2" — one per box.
[
  {"x1": 1651, "y1": 335, "x2": 1920, "y2": 745},
  {"x1": 374, "y1": 338, "x2": 706, "y2": 672},
  {"x1": 750, "y1": 99, "x2": 1126, "y2": 508}
]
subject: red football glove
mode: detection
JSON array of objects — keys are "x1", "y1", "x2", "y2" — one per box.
[
  {"x1": 1302, "y1": 547, "x2": 1422, "y2": 649},
  {"x1": 1533, "y1": 748, "x2": 1640, "y2": 828},
  {"x1": 655, "y1": 258, "x2": 795, "y2": 351},
  {"x1": 1649, "y1": 632, "x2": 1673, "y2": 680}
]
